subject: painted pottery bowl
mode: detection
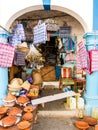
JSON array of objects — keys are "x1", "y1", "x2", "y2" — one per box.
[
  {"x1": 84, "y1": 116, "x2": 97, "y2": 126},
  {"x1": 75, "y1": 121, "x2": 89, "y2": 130}
]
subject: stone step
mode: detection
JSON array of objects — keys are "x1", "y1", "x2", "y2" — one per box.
[{"x1": 37, "y1": 110, "x2": 79, "y2": 117}]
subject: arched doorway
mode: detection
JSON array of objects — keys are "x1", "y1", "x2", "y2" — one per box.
[
  {"x1": 0, "y1": 4, "x2": 89, "y2": 105},
  {"x1": 5, "y1": 5, "x2": 88, "y2": 34},
  {"x1": 6, "y1": 5, "x2": 87, "y2": 78}
]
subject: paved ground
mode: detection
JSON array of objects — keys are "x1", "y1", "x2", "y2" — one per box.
[
  {"x1": 33, "y1": 116, "x2": 77, "y2": 130},
  {"x1": 33, "y1": 116, "x2": 95, "y2": 130},
  {"x1": 33, "y1": 88, "x2": 95, "y2": 130}
]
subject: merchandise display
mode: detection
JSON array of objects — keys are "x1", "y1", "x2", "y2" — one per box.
[
  {"x1": 0, "y1": 15, "x2": 89, "y2": 130},
  {"x1": 0, "y1": 89, "x2": 37, "y2": 129}
]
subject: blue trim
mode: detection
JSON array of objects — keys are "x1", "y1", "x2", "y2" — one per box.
[
  {"x1": 93, "y1": 0, "x2": 98, "y2": 30},
  {"x1": 42, "y1": 0, "x2": 51, "y2": 10}
]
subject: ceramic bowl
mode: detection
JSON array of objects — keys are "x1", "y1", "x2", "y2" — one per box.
[
  {"x1": 95, "y1": 125, "x2": 98, "y2": 130},
  {"x1": 75, "y1": 121, "x2": 89, "y2": 130},
  {"x1": 3, "y1": 99, "x2": 16, "y2": 107},
  {"x1": 84, "y1": 116, "x2": 97, "y2": 126}
]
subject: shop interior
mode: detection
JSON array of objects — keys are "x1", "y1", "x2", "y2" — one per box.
[{"x1": 8, "y1": 9, "x2": 86, "y2": 100}]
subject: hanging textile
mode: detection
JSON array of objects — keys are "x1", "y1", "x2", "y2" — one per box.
[
  {"x1": 66, "y1": 52, "x2": 76, "y2": 62},
  {"x1": 9, "y1": 24, "x2": 26, "y2": 46},
  {"x1": 77, "y1": 41, "x2": 89, "y2": 73},
  {"x1": 63, "y1": 37, "x2": 75, "y2": 52},
  {"x1": 88, "y1": 35, "x2": 98, "y2": 73},
  {"x1": 0, "y1": 42, "x2": 15, "y2": 67},
  {"x1": 33, "y1": 23, "x2": 47, "y2": 44},
  {"x1": 14, "y1": 49, "x2": 28, "y2": 66},
  {"x1": 89, "y1": 50, "x2": 98, "y2": 73}
]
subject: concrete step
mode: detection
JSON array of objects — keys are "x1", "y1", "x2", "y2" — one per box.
[{"x1": 37, "y1": 110, "x2": 80, "y2": 117}]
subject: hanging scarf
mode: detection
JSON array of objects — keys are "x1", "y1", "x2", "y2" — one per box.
[{"x1": 77, "y1": 41, "x2": 90, "y2": 73}]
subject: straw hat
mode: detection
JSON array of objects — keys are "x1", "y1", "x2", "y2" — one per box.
[
  {"x1": 17, "y1": 42, "x2": 30, "y2": 52},
  {"x1": 8, "y1": 78, "x2": 23, "y2": 90}
]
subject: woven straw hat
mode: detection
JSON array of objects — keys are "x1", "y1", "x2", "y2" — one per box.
[
  {"x1": 17, "y1": 42, "x2": 30, "y2": 52},
  {"x1": 8, "y1": 78, "x2": 23, "y2": 90}
]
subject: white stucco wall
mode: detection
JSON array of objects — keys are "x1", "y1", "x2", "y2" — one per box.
[
  {"x1": 51, "y1": 0, "x2": 93, "y2": 32},
  {"x1": 0, "y1": 0, "x2": 43, "y2": 29},
  {"x1": 0, "y1": 0, "x2": 93, "y2": 32}
]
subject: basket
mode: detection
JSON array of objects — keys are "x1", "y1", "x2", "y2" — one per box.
[{"x1": 17, "y1": 47, "x2": 30, "y2": 53}]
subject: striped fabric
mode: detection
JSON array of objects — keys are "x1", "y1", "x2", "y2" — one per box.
[
  {"x1": 0, "y1": 42, "x2": 15, "y2": 67},
  {"x1": 14, "y1": 49, "x2": 28, "y2": 66},
  {"x1": 77, "y1": 41, "x2": 89, "y2": 72},
  {"x1": 89, "y1": 50, "x2": 98, "y2": 73}
]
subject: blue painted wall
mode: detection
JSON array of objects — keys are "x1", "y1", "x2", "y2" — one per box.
[{"x1": 93, "y1": 0, "x2": 98, "y2": 30}]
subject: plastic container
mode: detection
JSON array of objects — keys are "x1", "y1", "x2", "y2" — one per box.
[
  {"x1": 77, "y1": 97, "x2": 84, "y2": 109},
  {"x1": 91, "y1": 108, "x2": 98, "y2": 120},
  {"x1": 66, "y1": 97, "x2": 76, "y2": 109}
]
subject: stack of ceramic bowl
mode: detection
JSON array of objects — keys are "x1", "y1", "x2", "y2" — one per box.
[
  {"x1": 3, "y1": 93, "x2": 16, "y2": 107},
  {"x1": 0, "y1": 106, "x2": 8, "y2": 118}
]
